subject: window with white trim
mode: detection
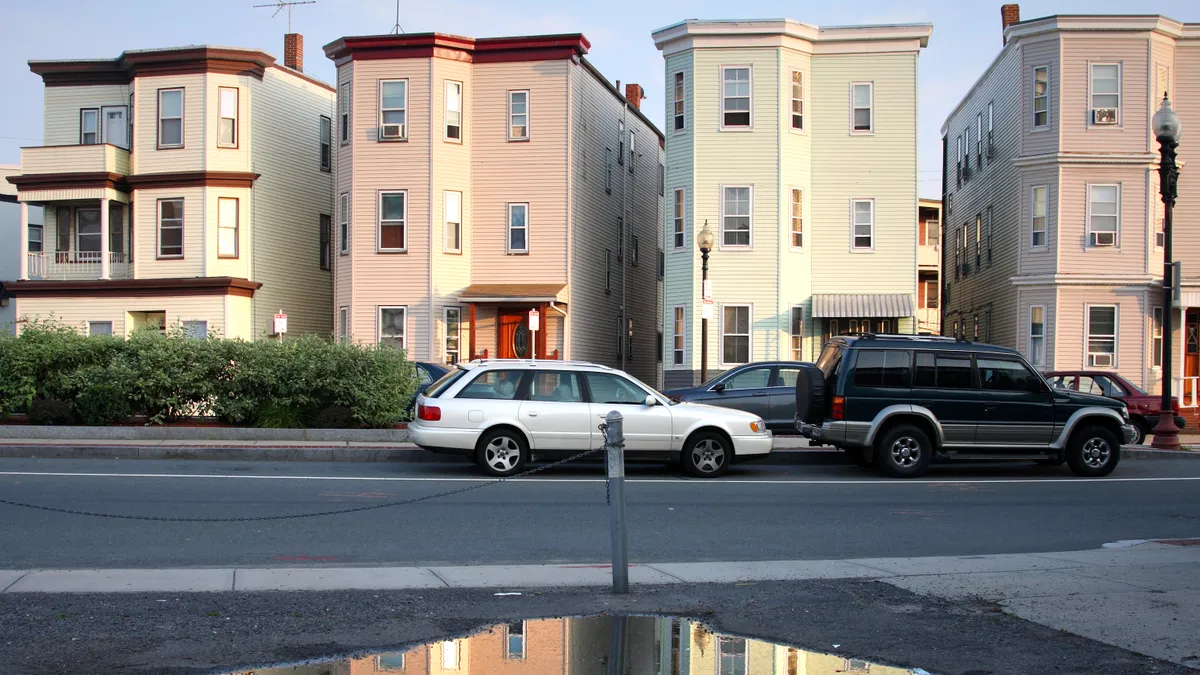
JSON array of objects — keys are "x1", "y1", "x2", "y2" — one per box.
[
  {"x1": 628, "y1": 129, "x2": 635, "y2": 172},
  {"x1": 339, "y1": 83, "x2": 350, "y2": 144},
  {"x1": 88, "y1": 321, "x2": 113, "y2": 336},
  {"x1": 1090, "y1": 63, "x2": 1120, "y2": 125},
  {"x1": 338, "y1": 307, "x2": 348, "y2": 341},
  {"x1": 444, "y1": 306, "x2": 461, "y2": 364},
  {"x1": 217, "y1": 197, "x2": 238, "y2": 258},
  {"x1": 1152, "y1": 306, "x2": 1163, "y2": 368},
  {"x1": 718, "y1": 637, "x2": 748, "y2": 675},
  {"x1": 1031, "y1": 185, "x2": 1047, "y2": 247},
  {"x1": 617, "y1": 216, "x2": 624, "y2": 260},
  {"x1": 672, "y1": 71, "x2": 685, "y2": 132},
  {"x1": 504, "y1": 621, "x2": 526, "y2": 660},
  {"x1": 605, "y1": 249, "x2": 612, "y2": 293},
  {"x1": 987, "y1": 101, "x2": 994, "y2": 158},
  {"x1": 721, "y1": 305, "x2": 751, "y2": 365},
  {"x1": 28, "y1": 223, "x2": 43, "y2": 253},
  {"x1": 157, "y1": 198, "x2": 183, "y2": 258},
  {"x1": 76, "y1": 208, "x2": 100, "y2": 252},
  {"x1": 986, "y1": 205, "x2": 993, "y2": 263},
  {"x1": 445, "y1": 80, "x2": 462, "y2": 141},
  {"x1": 1154, "y1": 177, "x2": 1165, "y2": 248},
  {"x1": 956, "y1": 134, "x2": 963, "y2": 184},
  {"x1": 672, "y1": 188, "x2": 685, "y2": 249},
  {"x1": 183, "y1": 320, "x2": 208, "y2": 340},
  {"x1": 1086, "y1": 305, "x2": 1117, "y2": 367},
  {"x1": 790, "y1": 70, "x2": 803, "y2": 130},
  {"x1": 379, "y1": 306, "x2": 407, "y2": 351},
  {"x1": 721, "y1": 186, "x2": 751, "y2": 246},
  {"x1": 378, "y1": 191, "x2": 407, "y2": 252},
  {"x1": 672, "y1": 305, "x2": 685, "y2": 366},
  {"x1": 963, "y1": 125, "x2": 970, "y2": 178},
  {"x1": 319, "y1": 115, "x2": 332, "y2": 171},
  {"x1": 790, "y1": 189, "x2": 803, "y2": 248},
  {"x1": 319, "y1": 214, "x2": 331, "y2": 270},
  {"x1": 507, "y1": 203, "x2": 528, "y2": 253},
  {"x1": 721, "y1": 67, "x2": 751, "y2": 128},
  {"x1": 158, "y1": 88, "x2": 184, "y2": 148},
  {"x1": 975, "y1": 213, "x2": 982, "y2": 268},
  {"x1": 81, "y1": 108, "x2": 99, "y2": 144},
  {"x1": 1033, "y1": 66, "x2": 1049, "y2": 128},
  {"x1": 851, "y1": 82, "x2": 873, "y2": 132},
  {"x1": 339, "y1": 192, "x2": 350, "y2": 253},
  {"x1": 444, "y1": 190, "x2": 462, "y2": 253},
  {"x1": 605, "y1": 148, "x2": 612, "y2": 194},
  {"x1": 851, "y1": 199, "x2": 874, "y2": 250},
  {"x1": 631, "y1": 234, "x2": 640, "y2": 266},
  {"x1": 218, "y1": 87, "x2": 238, "y2": 147},
  {"x1": 1087, "y1": 184, "x2": 1119, "y2": 247},
  {"x1": 441, "y1": 641, "x2": 460, "y2": 670},
  {"x1": 976, "y1": 112, "x2": 982, "y2": 163},
  {"x1": 508, "y1": 90, "x2": 529, "y2": 141},
  {"x1": 790, "y1": 306, "x2": 804, "y2": 361},
  {"x1": 378, "y1": 80, "x2": 407, "y2": 140}
]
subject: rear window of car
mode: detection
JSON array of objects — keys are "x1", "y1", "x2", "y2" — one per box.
[
  {"x1": 853, "y1": 350, "x2": 912, "y2": 388},
  {"x1": 456, "y1": 370, "x2": 525, "y2": 400},
  {"x1": 424, "y1": 367, "x2": 468, "y2": 398},
  {"x1": 816, "y1": 343, "x2": 843, "y2": 380}
]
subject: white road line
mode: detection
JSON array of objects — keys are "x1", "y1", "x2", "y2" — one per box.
[{"x1": 1, "y1": 471, "x2": 1199, "y2": 486}]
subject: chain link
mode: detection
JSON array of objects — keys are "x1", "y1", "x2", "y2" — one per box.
[{"x1": 0, "y1": 446, "x2": 607, "y2": 522}]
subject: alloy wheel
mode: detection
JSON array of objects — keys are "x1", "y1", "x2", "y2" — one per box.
[
  {"x1": 890, "y1": 436, "x2": 922, "y2": 468},
  {"x1": 691, "y1": 438, "x2": 727, "y2": 474},
  {"x1": 485, "y1": 436, "x2": 522, "y2": 473},
  {"x1": 1082, "y1": 437, "x2": 1111, "y2": 469}
]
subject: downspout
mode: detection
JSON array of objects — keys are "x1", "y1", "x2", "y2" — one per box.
[
  {"x1": 621, "y1": 96, "x2": 629, "y2": 373},
  {"x1": 428, "y1": 58, "x2": 436, "y2": 362},
  {"x1": 776, "y1": 48, "x2": 783, "y2": 359}
]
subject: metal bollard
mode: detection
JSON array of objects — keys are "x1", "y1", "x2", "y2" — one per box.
[{"x1": 604, "y1": 410, "x2": 629, "y2": 594}]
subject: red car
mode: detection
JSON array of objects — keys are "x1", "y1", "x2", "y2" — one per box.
[{"x1": 1046, "y1": 370, "x2": 1183, "y2": 445}]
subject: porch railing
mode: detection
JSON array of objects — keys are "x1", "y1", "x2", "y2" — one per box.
[
  {"x1": 26, "y1": 252, "x2": 131, "y2": 280},
  {"x1": 1177, "y1": 377, "x2": 1199, "y2": 409}
]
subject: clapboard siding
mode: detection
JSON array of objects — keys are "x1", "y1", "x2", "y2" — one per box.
[
  {"x1": 1171, "y1": 42, "x2": 1200, "y2": 286},
  {"x1": 1060, "y1": 36, "x2": 1150, "y2": 155},
  {"x1": 1054, "y1": 285, "x2": 1148, "y2": 380},
  {"x1": 1016, "y1": 286, "x2": 1057, "y2": 370},
  {"x1": 15, "y1": 294, "x2": 228, "y2": 338},
  {"x1": 132, "y1": 186, "x2": 205, "y2": 279},
  {"x1": 132, "y1": 73, "x2": 206, "y2": 175},
  {"x1": 204, "y1": 73, "x2": 253, "y2": 173},
  {"x1": 43, "y1": 85, "x2": 131, "y2": 146},
  {"x1": 779, "y1": 48, "x2": 814, "y2": 360},
  {"x1": 1057, "y1": 164, "x2": 1150, "y2": 276},
  {"x1": 1017, "y1": 165, "x2": 1060, "y2": 277},
  {"x1": 1021, "y1": 37, "x2": 1061, "y2": 157},
  {"x1": 431, "y1": 58, "x2": 474, "y2": 363},
  {"x1": 662, "y1": 50, "x2": 696, "y2": 382},
  {"x1": 334, "y1": 63, "x2": 355, "y2": 339}
]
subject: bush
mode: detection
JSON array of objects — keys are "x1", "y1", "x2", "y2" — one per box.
[
  {"x1": 27, "y1": 399, "x2": 74, "y2": 426},
  {"x1": 0, "y1": 319, "x2": 420, "y2": 428}
]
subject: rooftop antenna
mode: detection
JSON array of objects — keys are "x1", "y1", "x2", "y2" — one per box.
[
  {"x1": 253, "y1": 0, "x2": 316, "y2": 33},
  {"x1": 390, "y1": 0, "x2": 405, "y2": 34}
]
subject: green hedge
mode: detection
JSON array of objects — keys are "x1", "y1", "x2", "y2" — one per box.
[{"x1": 0, "y1": 320, "x2": 420, "y2": 427}]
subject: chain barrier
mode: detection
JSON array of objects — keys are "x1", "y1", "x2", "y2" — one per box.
[{"x1": 0, "y1": 445, "x2": 606, "y2": 523}]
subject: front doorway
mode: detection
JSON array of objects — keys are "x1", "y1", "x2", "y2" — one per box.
[
  {"x1": 1186, "y1": 309, "x2": 1200, "y2": 406},
  {"x1": 498, "y1": 308, "x2": 532, "y2": 359}
]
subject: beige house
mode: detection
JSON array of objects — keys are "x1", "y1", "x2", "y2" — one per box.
[
  {"x1": 917, "y1": 197, "x2": 942, "y2": 334},
  {"x1": 323, "y1": 32, "x2": 664, "y2": 384},
  {"x1": 653, "y1": 19, "x2": 932, "y2": 388},
  {"x1": 940, "y1": 6, "x2": 1200, "y2": 403},
  {"x1": 2, "y1": 40, "x2": 335, "y2": 339}
]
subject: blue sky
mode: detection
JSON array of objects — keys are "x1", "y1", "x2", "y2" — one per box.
[{"x1": 1, "y1": 0, "x2": 1194, "y2": 195}]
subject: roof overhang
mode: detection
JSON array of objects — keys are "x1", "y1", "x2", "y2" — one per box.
[
  {"x1": 29, "y1": 46, "x2": 278, "y2": 87},
  {"x1": 812, "y1": 294, "x2": 915, "y2": 318},
  {"x1": 651, "y1": 19, "x2": 932, "y2": 56},
  {"x1": 323, "y1": 33, "x2": 590, "y2": 66},
  {"x1": 2, "y1": 277, "x2": 263, "y2": 299},
  {"x1": 458, "y1": 283, "x2": 568, "y2": 304}
]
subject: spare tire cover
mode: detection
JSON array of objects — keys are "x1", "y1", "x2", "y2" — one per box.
[{"x1": 794, "y1": 363, "x2": 828, "y2": 425}]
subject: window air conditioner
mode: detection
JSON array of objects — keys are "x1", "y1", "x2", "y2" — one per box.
[
  {"x1": 1092, "y1": 353, "x2": 1113, "y2": 368},
  {"x1": 379, "y1": 123, "x2": 406, "y2": 140},
  {"x1": 1093, "y1": 108, "x2": 1118, "y2": 125},
  {"x1": 1091, "y1": 232, "x2": 1116, "y2": 247}
]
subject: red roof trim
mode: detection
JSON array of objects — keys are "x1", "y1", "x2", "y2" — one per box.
[{"x1": 323, "y1": 32, "x2": 589, "y2": 63}]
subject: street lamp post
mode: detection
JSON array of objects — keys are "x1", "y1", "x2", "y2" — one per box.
[
  {"x1": 697, "y1": 222, "x2": 715, "y2": 384},
  {"x1": 1152, "y1": 93, "x2": 1182, "y2": 450}
]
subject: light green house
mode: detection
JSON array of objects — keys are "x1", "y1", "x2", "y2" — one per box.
[{"x1": 653, "y1": 19, "x2": 932, "y2": 387}]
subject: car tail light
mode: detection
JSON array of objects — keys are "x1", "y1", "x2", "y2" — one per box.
[
  {"x1": 832, "y1": 396, "x2": 845, "y2": 421},
  {"x1": 417, "y1": 403, "x2": 441, "y2": 422}
]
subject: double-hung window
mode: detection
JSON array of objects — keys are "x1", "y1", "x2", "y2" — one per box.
[
  {"x1": 217, "y1": 87, "x2": 238, "y2": 147},
  {"x1": 631, "y1": 235, "x2": 639, "y2": 266},
  {"x1": 1152, "y1": 307, "x2": 1164, "y2": 368},
  {"x1": 672, "y1": 72, "x2": 685, "y2": 132},
  {"x1": 1033, "y1": 66, "x2": 1049, "y2": 128},
  {"x1": 76, "y1": 208, "x2": 100, "y2": 252},
  {"x1": 721, "y1": 67, "x2": 751, "y2": 128},
  {"x1": 339, "y1": 83, "x2": 350, "y2": 144},
  {"x1": 28, "y1": 223, "x2": 43, "y2": 253},
  {"x1": 954, "y1": 227, "x2": 961, "y2": 279},
  {"x1": 444, "y1": 191, "x2": 462, "y2": 253},
  {"x1": 80, "y1": 109, "x2": 100, "y2": 144},
  {"x1": 986, "y1": 205, "x2": 993, "y2": 263},
  {"x1": 1154, "y1": 177, "x2": 1165, "y2": 248},
  {"x1": 507, "y1": 203, "x2": 529, "y2": 253},
  {"x1": 378, "y1": 191, "x2": 407, "y2": 252},
  {"x1": 158, "y1": 88, "x2": 184, "y2": 148},
  {"x1": 504, "y1": 621, "x2": 526, "y2": 660},
  {"x1": 975, "y1": 213, "x2": 982, "y2": 268},
  {"x1": 217, "y1": 197, "x2": 238, "y2": 258},
  {"x1": 963, "y1": 125, "x2": 970, "y2": 178},
  {"x1": 338, "y1": 307, "x2": 348, "y2": 342},
  {"x1": 339, "y1": 192, "x2": 350, "y2": 253},
  {"x1": 378, "y1": 80, "x2": 407, "y2": 140},
  {"x1": 987, "y1": 101, "x2": 994, "y2": 157},
  {"x1": 721, "y1": 305, "x2": 751, "y2": 365},
  {"x1": 628, "y1": 130, "x2": 635, "y2": 172},
  {"x1": 790, "y1": 189, "x2": 803, "y2": 248},
  {"x1": 444, "y1": 307, "x2": 461, "y2": 365},
  {"x1": 445, "y1": 80, "x2": 462, "y2": 141},
  {"x1": 976, "y1": 113, "x2": 983, "y2": 164},
  {"x1": 718, "y1": 637, "x2": 748, "y2": 675},
  {"x1": 1090, "y1": 63, "x2": 1120, "y2": 125},
  {"x1": 605, "y1": 249, "x2": 612, "y2": 293},
  {"x1": 851, "y1": 199, "x2": 874, "y2": 250},
  {"x1": 379, "y1": 307, "x2": 407, "y2": 351},
  {"x1": 790, "y1": 306, "x2": 804, "y2": 360},
  {"x1": 672, "y1": 189, "x2": 685, "y2": 248},
  {"x1": 1031, "y1": 185, "x2": 1048, "y2": 247},
  {"x1": 617, "y1": 217, "x2": 624, "y2": 260},
  {"x1": 319, "y1": 214, "x2": 331, "y2": 270},
  {"x1": 1086, "y1": 305, "x2": 1117, "y2": 367},
  {"x1": 672, "y1": 306, "x2": 685, "y2": 366},
  {"x1": 319, "y1": 116, "x2": 332, "y2": 171},
  {"x1": 157, "y1": 198, "x2": 184, "y2": 258},
  {"x1": 1088, "y1": 184, "x2": 1119, "y2": 247},
  {"x1": 851, "y1": 82, "x2": 873, "y2": 132},
  {"x1": 721, "y1": 186, "x2": 751, "y2": 247},
  {"x1": 956, "y1": 134, "x2": 963, "y2": 184},
  {"x1": 790, "y1": 70, "x2": 803, "y2": 131},
  {"x1": 508, "y1": 90, "x2": 529, "y2": 141}
]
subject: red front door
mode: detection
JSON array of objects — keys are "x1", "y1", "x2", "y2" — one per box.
[
  {"x1": 1186, "y1": 310, "x2": 1200, "y2": 405},
  {"x1": 498, "y1": 309, "x2": 531, "y2": 359}
]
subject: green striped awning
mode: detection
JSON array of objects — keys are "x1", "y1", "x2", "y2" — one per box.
[{"x1": 811, "y1": 294, "x2": 914, "y2": 318}]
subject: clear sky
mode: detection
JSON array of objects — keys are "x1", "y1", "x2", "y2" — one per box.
[{"x1": 1, "y1": 0, "x2": 1194, "y2": 195}]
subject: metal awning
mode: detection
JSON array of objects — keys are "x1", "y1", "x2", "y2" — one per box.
[
  {"x1": 458, "y1": 283, "x2": 568, "y2": 303},
  {"x1": 811, "y1": 294, "x2": 914, "y2": 318}
]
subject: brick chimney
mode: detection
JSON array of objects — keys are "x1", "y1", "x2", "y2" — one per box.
[
  {"x1": 1001, "y1": 4, "x2": 1020, "y2": 45},
  {"x1": 284, "y1": 33, "x2": 303, "y2": 72},
  {"x1": 625, "y1": 83, "x2": 645, "y2": 110}
]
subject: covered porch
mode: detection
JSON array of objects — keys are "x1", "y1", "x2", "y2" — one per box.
[
  {"x1": 458, "y1": 284, "x2": 568, "y2": 361},
  {"x1": 812, "y1": 293, "x2": 916, "y2": 343}
]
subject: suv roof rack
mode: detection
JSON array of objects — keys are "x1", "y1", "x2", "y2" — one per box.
[
  {"x1": 465, "y1": 358, "x2": 614, "y2": 370},
  {"x1": 856, "y1": 333, "x2": 969, "y2": 343}
]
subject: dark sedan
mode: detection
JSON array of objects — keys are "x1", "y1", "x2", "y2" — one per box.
[{"x1": 663, "y1": 361, "x2": 808, "y2": 432}]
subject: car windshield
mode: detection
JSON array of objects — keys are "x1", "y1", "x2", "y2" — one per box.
[{"x1": 423, "y1": 367, "x2": 468, "y2": 398}]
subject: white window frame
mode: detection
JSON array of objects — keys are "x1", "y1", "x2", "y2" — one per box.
[
  {"x1": 507, "y1": 202, "x2": 529, "y2": 254},
  {"x1": 789, "y1": 69, "x2": 804, "y2": 132},
  {"x1": 719, "y1": 304, "x2": 753, "y2": 366},
  {"x1": 377, "y1": 306, "x2": 408, "y2": 351},
  {"x1": 671, "y1": 305, "x2": 686, "y2": 366},
  {"x1": 81, "y1": 108, "x2": 100, "y2": 145},
  {"x1": 790, "y1": 305, "x2": 804, "y2": 361},
  {"x1": 508, "y1": 90, "x2": 530, "y2": 141},
  {"x1": 504, "y1": 621, "x2": 526, "y2": 660},
  {"x1": 1153, "y1": 177, "x2": 1165, "y2": 249},
  {"x1": 976, "y1": 112, "x2": 982, "y2": 161},
  {"x1": 1032, "y1": 66, "x2": 1050, "y2": 129},
  {"x1": 87, "y1": 321, "x2": 113, "y2": 337},
  {"x1": 339, "y1": 82, "x2": 351, "y2": 145},
  {"x1": 1089, "y1": 62, "x2": 1121, "y2": 126},
  {"x1": 987, "y1": 101, "x2": 994, "y2": 157},
  {"x1": 790, "y1": 188, "x2": 803, "y2": 249},
  {"x1": 319, "y1": 115, "x2": 332, "y2": 171},
  {"x1": 156, "y1": 198, "x2": 184, "y2": 259},
  {"x1": 444, "y1": 306, "x2": 462, "y2": 365},
  {"x1": 339, "y1": 192, "x2": 350, "y2": 254},
  {"x1": 850, "y1": 82, "x2": 873, "y2": 134},
  {"x1": 628, "y1": 130, "x2": 636, "y2": 173},
  {"x1": 444, "y1": 190, "x2": 462, "y2": 253},
  {"x1": 718, "y1": 637, "x2": 749, "y2": 675},
  {"x1": 720, "y1": 65, "x2": 752, "y2": 130},
  {"x1": 158, "y1": 88, "x2": 184, "y2": 149},
  {"x1": 1031, "y1": 185, "x2": 1048, "y2": 248},
  {"x1": 1029, "y1": 305, "x2": 1046, "y2": 368},
  {"x1": 217, "y1": 86, "x2": 238, "y2": 148},
  {"x1": 377, "y1": 190, "x2": 408, "y2": 253},
  {"x1": 378, "y1": 79, "x2": 408, "y2": 141},
  {"x1": 338, "y1": 306, "x2": 349, "y2": 342},
  {"x1": 1152, "y1": 306, "x2": 1164, "y2": 369},
  {"x1": 850, "y1": 198, "x2": 875, "y2": 252},
  {"x1": 720, "y1": 185, "x2": 752, "y2": 248},
  {"x1": 444, "y1": 80, "x2": 463, "y2": 142},
  {"x1": 605, "y1": 249, "x2": 612, "y2": 293},
  {"x1": 672, "y1": 188, "x2": 685, "y2": 249},
  {"x1": 1085, "y1": 304, "x2": 1118, "y2": 368},
  {"x1": 672, "y1": 71, "x2": 685, "y2": 133},
  {"x1": 217, "y1": 197, "x2": 238, "y2": 258},
  {"x1": 441, "y1": 641, "x2": 460, "y2": 670},
  {"x1": 1086, "y1": 183, "x2": 1120, "y2": 247}
]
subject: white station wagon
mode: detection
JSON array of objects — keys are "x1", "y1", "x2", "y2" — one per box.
[{"x1": 409, "y1": 360, "x2": 773, "y2": 477}]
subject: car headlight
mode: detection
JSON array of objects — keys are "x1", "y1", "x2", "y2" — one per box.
[
  {"x1": 750, "y1": 420, "x2": 765, "y2": 433},
  {"x1": 1120, "y1": 406, "x2": 1129, "y2": 421}
]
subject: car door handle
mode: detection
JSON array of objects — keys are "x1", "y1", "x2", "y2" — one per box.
[
  {"x1": 527, "y1": 411, "x2": 538, "y2": 418},
  {"x1": 983, "y1": 404, "x2": 997, "y2": 411},
  {"x1": 752, "y1": 392, "x2": 769, "y2": 397}
]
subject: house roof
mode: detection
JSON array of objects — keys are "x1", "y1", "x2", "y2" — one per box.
[{"x1": 651, "y1": 18, "x2": 933, "y2": 53}]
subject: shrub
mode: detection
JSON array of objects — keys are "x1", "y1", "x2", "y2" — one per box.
[
  {"x1": 313, "y1": 405, "x2": 355, "y2": 429},
  {"x1": 27, "y1": 399, "x2": 75, "y2": 426}
]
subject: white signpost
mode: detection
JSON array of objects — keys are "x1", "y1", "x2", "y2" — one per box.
[
  {"x1": 273, "y1": 311, "x2": 288, "y2": 338},
  {"x1": 528, "y1": 308, "x2": 540, "y2": 359}
]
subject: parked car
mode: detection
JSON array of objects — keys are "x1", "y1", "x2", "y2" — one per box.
[
  {"x1": 1046, "y1": 371, "x2": 1184, "y2": 445},
  {"x1": 663, "y1": 361, "x2": 808, "y2": 432},
  {"x1": 409, "y1": 360, "x2": 773, "y2": 478},
  {"x1": 408, "y1": 363, "x2": 449, "y2": 416},
  {"x1": 793, "y1": 334, "x2": 1135, "y2": 478}
]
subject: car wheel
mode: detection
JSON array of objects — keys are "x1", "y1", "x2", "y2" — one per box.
[
  {"x1": 1128, "y1": 418, "x2": 1148, "y2": 446},
  {"x1": 1066, "y1": 425, "x2": 1120, "y2": 478},
  {"x1": 683, "y1": 431, "x2": 731, "y2": 478},
  {"x1": 875, "y1": 424, "x2": 932, "y2": 478},
  {"x1": 475, "y1": 428, "x2": 529, "y2": 477}
]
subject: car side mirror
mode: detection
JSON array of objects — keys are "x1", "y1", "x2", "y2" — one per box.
[
  {"x1": 644, "y1": 395, "x2": 658, "y2": 407},
  {"x1": 713, "y1": 383, "x2": 726, "y2": 393}
]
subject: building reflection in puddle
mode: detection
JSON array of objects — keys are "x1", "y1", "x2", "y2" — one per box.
[{"x1": 228, "y1": 616, "x2": 922, "y2": 675}]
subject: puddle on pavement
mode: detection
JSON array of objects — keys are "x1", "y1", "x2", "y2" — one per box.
[{"x1": 224, "y1": 615, "x2": 926, "y2": 674}]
